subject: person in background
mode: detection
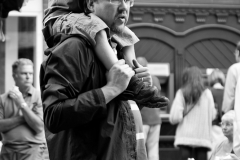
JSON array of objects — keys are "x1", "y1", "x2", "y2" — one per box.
[
  {"x1": 208, "y1": 69, "x2": 226, "y2": 153},
  {"x1": 0, "y1": 58, "x2": 46, "y2": 160},
  {"x1": 222, "y1": 41, "x2": 240, "y2": 113},
  {"x1": 209, "y1": 110, "x2": 240, "y2": 160},
  {"x1": 222, "y1": 41, "x2": 240, "y2": 157},
  {"x1": 136, "y1": 57, "x2": 162, "y2": 160},
  {"x1": 170, "y1": 66, "x2": 216, "y2": 160}
]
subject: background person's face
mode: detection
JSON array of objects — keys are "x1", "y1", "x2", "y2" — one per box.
[
  {"x1": 234, "y1": 49, "x2": 240, "y2": 63},
  {"x1": 221, "y1": 119, "x2": 233, "y2": 137},
  {"x1": 93, "y1": 0, "x2": 130, "y2": 34},
  {"x1": 13, "y1": 65, "x2": 33, "y2": 89}
]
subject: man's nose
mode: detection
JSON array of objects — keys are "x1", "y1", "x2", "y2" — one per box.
[
  {"x1": 26, "y1": 73, "x2": 30, "y2": 78},
  {"x1": 119, "y1": 0, "x2": 128, "y2": 10}
]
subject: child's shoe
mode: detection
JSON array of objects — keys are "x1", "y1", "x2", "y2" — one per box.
[{"x1": 118, "y1": 75, "x2": 169, "y2": 108}]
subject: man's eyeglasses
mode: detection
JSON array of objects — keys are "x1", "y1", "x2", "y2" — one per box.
[
  {"x1": 109, "y1": 0, "x2": 134, "y2": 7},
  {"x1": 220, "y1": 122, "x2": 233, "y2": 127}
]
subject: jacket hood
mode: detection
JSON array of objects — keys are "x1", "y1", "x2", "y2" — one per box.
[{"x1": 43, "y1": 0, "x2": 84, "y2": 25}]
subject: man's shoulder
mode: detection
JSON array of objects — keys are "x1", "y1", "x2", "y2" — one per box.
[
  {"x1": 0, "y1": 92, "x2": 9, "y2": 99},
  {"x1": 30, "y1": 86, "x2": 41, "y2": 96},
  {"x1": 46, "y1": 33, "x2": 92, "y2": 53},
  {"x1": 60, "y1": 34, "x2": 92, "y2": 48},
  {"x1": 0, "y1": 92, "x2": 10, "y2": 104},
  {"x1": 44, "y1": 33, "x2": 94, "y2": 64},
  {"x1": 228, "y1": 63, "x2": 240, "y2": 78},
  {"x1": 229, "y1": 63, "x2": 240, "y2": 71}
]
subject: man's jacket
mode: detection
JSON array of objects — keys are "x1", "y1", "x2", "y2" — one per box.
[{"x1": 40, "y1": 32, "x2": 138, "y2": 160}]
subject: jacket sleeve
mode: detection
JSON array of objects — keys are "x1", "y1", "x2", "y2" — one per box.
[
  {"x1": 169, "y1": 90, "x2": 185, "y2": 125},
  {"x1": 40, "y1": 37, "x2": 107, "y2": 133},
  {"x1": 222, "y1": 65, "x2": 237, "y2": 113}
]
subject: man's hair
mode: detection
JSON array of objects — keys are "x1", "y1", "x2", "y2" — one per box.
[
  {"x1": 208, "y1": 69, "x2": 225, "y2": 87},
  {"x1": 136, "y1": 57, "x2": 148, "y2": 67},
  {"x1": 222, "y1": 110, "x2": 235, "y2": 122},
  {"x1": 12, "y1": 58, "x2": 33, "y2": 74}
]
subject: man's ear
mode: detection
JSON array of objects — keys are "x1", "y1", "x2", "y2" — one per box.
[
  {"x1": 86, "y1": 0, "x2": 95, "y2": 12},
  {"x1": 12, "y1": 73, "x2": 17, "y2": 79}
]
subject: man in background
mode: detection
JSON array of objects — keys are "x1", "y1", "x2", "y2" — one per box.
[
  {"x1": 137, "y1": 57, "x2": 162, "y2": 160},
  {"x1": 222, "y1": 41, "x2": 240, "y2": 113},
  {"x1": 222, "y1": 41, "x2": 240, "y2": 157},
  {"x1": 0, "y1": 58, "x2": 46, "y2": 160}
]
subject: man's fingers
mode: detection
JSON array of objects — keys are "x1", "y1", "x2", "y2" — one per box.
[
  {"x1": 134, "y1": 67, "x2": 148, "y2": 73},
  {"x1": 115, "y1": 59, "x2": 125, "y2": 66},
  {"x1": 9, "y1": 93, "x2": 16, "y2": 99},
  {"x1": 136, "y1": 72, "x2": 150, "y2": 79},
  {"x1": 126, "y1": 68, "x2": 135, "y2": 77},
  {"x1": 132, "y1": 59, "x2": 142, "y2": 69},
  {"x1": 120, "y1": 64, "x2": 131, "y2": 70}
]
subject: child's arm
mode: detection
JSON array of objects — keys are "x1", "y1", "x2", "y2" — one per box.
[
  {"x1": 122, "y1": 45, "x2": 136, "y2": 68},
  {"x1": 94, "y1": 29, "x2": 136, "y2": 70},
  {"x1": 94, "y1": 30, "x2": 119, "y2": 70}
]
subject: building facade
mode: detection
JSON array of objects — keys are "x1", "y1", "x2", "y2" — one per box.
[{"x1": 128, "y1": 1, "x2": 240, "y2": 159}]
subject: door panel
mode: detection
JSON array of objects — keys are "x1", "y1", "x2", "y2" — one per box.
[
  {"x1": 135, "y1": 38, "x2": 175, "y2": 73},
  {"x1": 185, "y1": 39, "x2": 235, "y2": 69}
]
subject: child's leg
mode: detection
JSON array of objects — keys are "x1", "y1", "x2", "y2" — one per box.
[
  {"x1": 94, "y1": 29, "x2": 169, "y2": 108},
  {"x1": 94, "y1": 30, "x2": 118, "y2": 70},
  {"x1": 119, "y1": 46, "x2": 169, "y2": 108}
]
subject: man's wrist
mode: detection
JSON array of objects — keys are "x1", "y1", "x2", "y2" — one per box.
[
  {"x1": 101, "y1": 85, "x2": 123, "y2": 104},
  {"x1": 20, "y1": 102, "x2": 28, "y2": 109}
]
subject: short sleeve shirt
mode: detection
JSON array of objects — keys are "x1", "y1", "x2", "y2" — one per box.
[
  {"x1": 52, "y1": 13, "x2": 139, "y2": 48},
  {"x1": 0, "y1": 86, "x2": 45, "y2": 145}
]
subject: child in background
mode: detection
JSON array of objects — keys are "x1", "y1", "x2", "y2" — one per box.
[{"x1": 43, "y1": 0, "x2": 169, "y2": 108}]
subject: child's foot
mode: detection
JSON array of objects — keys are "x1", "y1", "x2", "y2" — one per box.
[
  {"x1": 141, "y1": 92, "x2": 169, "y2": 108},
  {"x1": 118, "y1": 75, "x2": 169, "y2": 108}
]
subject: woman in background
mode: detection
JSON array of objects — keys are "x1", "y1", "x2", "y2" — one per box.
[
  {"x1": 209, "y1": 110, "x2": 240, "y2": 160},
  {"x1": 170, "y1": 66, "x2": 216, "y2": 160}
]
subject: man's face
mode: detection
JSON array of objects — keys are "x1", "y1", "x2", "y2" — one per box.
[
  {"x1": 13, "y1": 65, "x2": 33, "y2": 89},
  {"x1": 92, "y1": 0, "x2": 130, "y2": 34},
  {"x1": 221, "y1": 119, "x2": 233, "y2": 137},
  {"x1": 234, "y1": 49, "x2": 240, "y2": 63}
]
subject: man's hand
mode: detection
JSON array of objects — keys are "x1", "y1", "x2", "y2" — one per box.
[
  {"x1": 107, "y1": 59, "x2": 135, "y2": 93},
  {"x1": 133, "y1": 59, "x2": 152, "y2": 86},
  {"x1": 8, "y1": 86, "x2": 25, "y2": 107},
  {"x1": 226, "y1": 153, "x2": 240, "y2": 160},
  {"x1": 102, "y1": 59, "x2": 135, "y2": 104}
]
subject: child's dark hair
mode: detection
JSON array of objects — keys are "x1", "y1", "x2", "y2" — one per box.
[
  {"x1": 81, "y1": 0, "x2": 95, "y2": 15},
  {"x1": 181, "y1": 66, "x2": 205, "y2": 105}
]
